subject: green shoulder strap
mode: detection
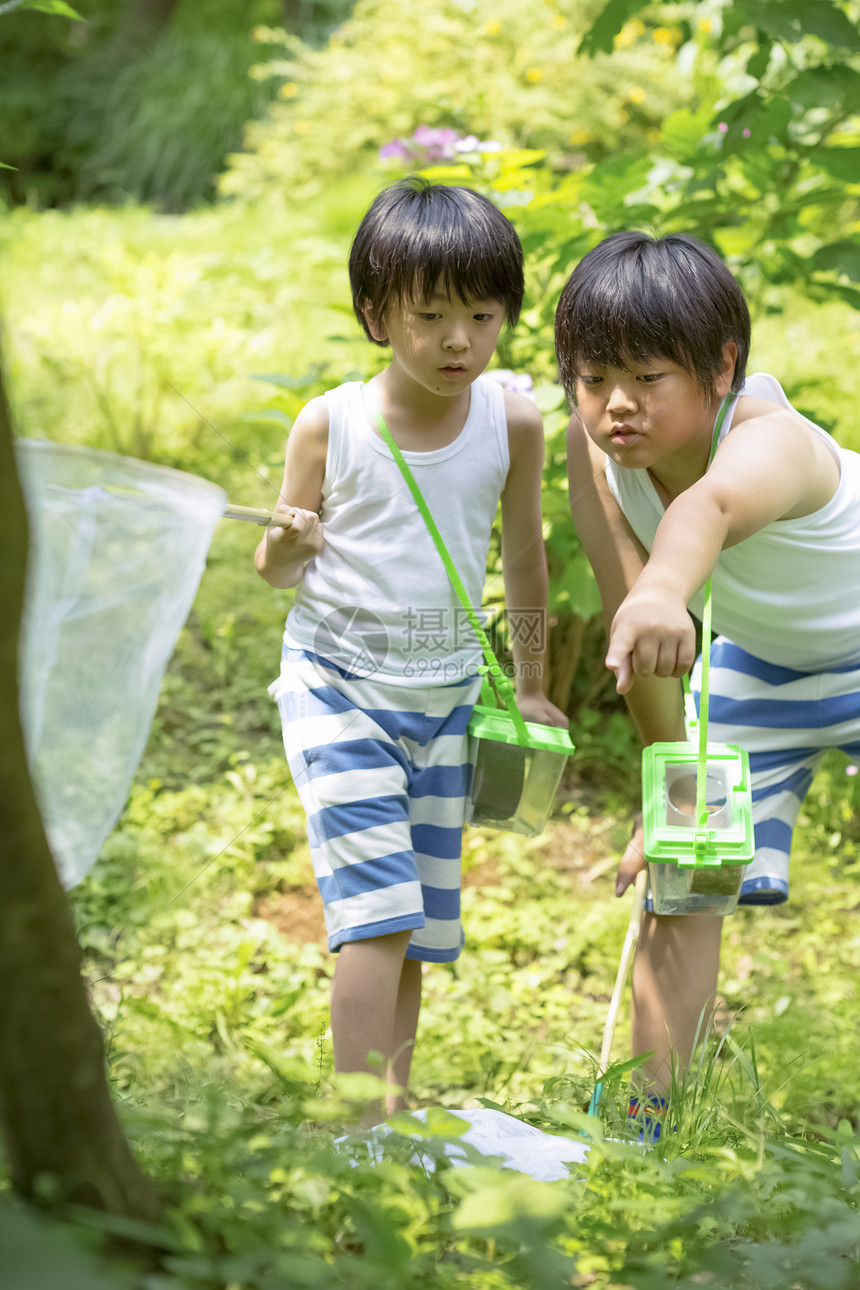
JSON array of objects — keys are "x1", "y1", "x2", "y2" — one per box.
[
  {"x1": 372, "y1": 406, "x2": 531, "y2": 743},
  {"x1": 695, "y1": 393, "x2": 732, "y2": 829}
]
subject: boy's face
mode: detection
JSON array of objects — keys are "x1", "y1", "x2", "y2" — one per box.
[
  {"x1": 574, "y1": 355, "x2": 721, "y2": 476},
  {"x1": 369, "y1": 291, "x2": 506, "y2": 397}
]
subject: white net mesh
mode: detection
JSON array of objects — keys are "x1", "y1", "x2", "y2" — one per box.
[{"x1": 15, "y1": 440, "x2": 226, "y2": 889}]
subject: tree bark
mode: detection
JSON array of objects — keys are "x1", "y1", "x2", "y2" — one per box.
[
  {"x1": 548, "y1": 610, "x2": 586, "y2": 716},
  {"x1": 0, "y1": 332, "x2": 160, "y2": 1220}
]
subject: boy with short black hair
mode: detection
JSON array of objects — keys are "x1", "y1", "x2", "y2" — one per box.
[
  {"x1": 257, "y1": 178, "x2": 566, "y2": 1118},
  {"x1": 559, "y1": 229, "x2": 860, "y2": 1123}
]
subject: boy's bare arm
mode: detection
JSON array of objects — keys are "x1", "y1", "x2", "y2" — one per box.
[
  {"x1": 255, "y1": 398, "x2": 328, "y2": 590},
  {"x1": 567, "y1": 412, "x2": 685, "y2": 743},
  {"x1": 567, "y1": 411, "x2": 685, "y2": 895},
  {"x1": 606, "y1": 409, "x2": 839, "y2": 690},
  {"x1": 499, "y1": 391, "x2": 567, "y2": 726}
]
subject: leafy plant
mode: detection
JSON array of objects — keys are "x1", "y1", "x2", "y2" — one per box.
[{"x1": 220, "y1": 0, "x2": 686, "y2": 202}]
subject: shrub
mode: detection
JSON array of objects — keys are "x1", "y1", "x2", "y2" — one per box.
[{"x1": 220, "y1": 0, "x2": 684, "y2": 202}]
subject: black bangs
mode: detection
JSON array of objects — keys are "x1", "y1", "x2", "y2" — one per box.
[
  {"x1": 555, "y1": 231, "x2": 751, "y2": 403},
  {"x1": 350, "y1": 179, "x2": 524, "y2": 345}
]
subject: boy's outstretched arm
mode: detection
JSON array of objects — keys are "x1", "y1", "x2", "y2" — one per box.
[
  {"x1": 255, "y1": 397, "x2": 328, "y2": 590},
  {"x1": 499, "y1": 390, "x2": 567, "y2": 728},
  {"x1": 566, "y1": 412, "x2": 686, "y2": 742},
  {"x1": 605, "y1": 407, "x2": 840, "y2": 691},
  {"x1": 567, "y1": 412, "x2": 686, "y2": 893}
]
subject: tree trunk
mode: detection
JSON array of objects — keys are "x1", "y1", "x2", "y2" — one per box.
[
  {"x1": 0, "y1": 334, "x2": 160, "y2": 1221},
  {"x1": 548, "y1": 610, "x2": 586, "y2": 716}
]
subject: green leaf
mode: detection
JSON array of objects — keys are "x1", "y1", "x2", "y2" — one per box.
[
  {"x1": 808, "y1": 146, "x2": 860, "y2": 182},
  {"x1": 736, "y1": 0, "x2": 860, "y2": 49},
  {"x1": 812, "y1": 239, "x2": 860, "y2": 282},
  {"x1": 499, "y1": 148, "x2": 547, "y2": 170},
  {"x1": 578, "y1": 0, "x2": 645, "y2": 56},
  {"x1": 0, "y1": 0, "x2": 82, "y2": 15},
  {"x1": 240, "y1": 408, "x2": 294, "y2": 430},
  {"x1": 452, "y1": 1175, "x2": 569, "y2": 1232},
  {"x1": 786, "y1": 64, "x2": 860, "y2": 113},
  {"x1": 660, "y1": 105, "x2": 717, "y2": 163},
  {"x1": 814, "y1": 282, "x2": 860, "y2": 310},
  {"x1": 416, "y1": 163, "x2": 472, "y2": 181},
  {"x1": 746, "y1": 34, "x2": 773, "y2": 80}
]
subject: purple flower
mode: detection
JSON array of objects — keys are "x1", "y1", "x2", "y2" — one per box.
[
  {"x1": 742, "y1": 127, "x2": 751, "y2": 138},
  {"x1": 847, "y1": 764, "x2": 859, "y2": 777},
  {"x1": 508, "y1": 373, "x2": 534, "y2": 394},
  {"x1": 486, "y1": 369, "x2": 537, "y2": 402},
  {"x1": 717, "y1": 122, "x2": 729, "y2": 133},
  {"x1": 379, "y1": 139, "x2": 412, "y2": 161},
  {"x1": 412, "y1": 125, "x2": 460, "y2": 160}
]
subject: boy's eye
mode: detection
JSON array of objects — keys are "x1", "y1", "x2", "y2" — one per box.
[
  {"x1": 578, "y1": 375, "x2": 603, "y2": 387},
  {"x1": 418, "y1": 312, "x2": 441, "y2": 322},
  {"x1": 638, "y1": 373, "x2": 664, "y2": 383},
  {"x1": 473, "y1": 312, "x2": 494, "y2": 322}
]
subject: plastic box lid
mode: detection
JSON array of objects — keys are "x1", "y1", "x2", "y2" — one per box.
[
  {"x1": 642, "y1": 740, "x2": 755, "y2": 868},
  {"x1": 468, "y1": 704, "x2": 575, "y2": 755}
]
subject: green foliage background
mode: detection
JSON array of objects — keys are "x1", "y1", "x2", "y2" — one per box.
[{"x1": 3, "y1": 0, "x2": 860, "y2": 1286}]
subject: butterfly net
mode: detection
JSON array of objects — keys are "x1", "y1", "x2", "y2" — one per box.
[{"x1": 15, "y1": 439, "x2": 226, "y2": 889}]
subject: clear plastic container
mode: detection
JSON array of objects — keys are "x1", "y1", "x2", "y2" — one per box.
[
  {"x1": 466, "y1": 705, "x2": 574, "y2": 837},
  {"x1": 642, "y1": 742, "x2": 754, "y2": 916}
]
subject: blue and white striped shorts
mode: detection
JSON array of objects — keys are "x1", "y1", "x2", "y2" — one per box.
[
  {"x1": 270, "y1": 648, "x2": 481, "y2": 960},
  {"x1": 691, "y1": 638, "x2": 860, "y2": 905}
]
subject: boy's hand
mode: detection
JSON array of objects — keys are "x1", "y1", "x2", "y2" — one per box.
[
  {"x1": 266, "y1": 505, "x2": 323, "y2": 564},
  {"x1": 605, "y1": 585, "x2": 696, "y2": 695},
  {"x1": 256, "y1": 503, "x2": 324, "y2": 589},
  {"x1": 616, "y1": 812, "x2": 646, "y2": 897},
  {"x1": 515, "y1": 693, "x2": 569, "y2": 729}
]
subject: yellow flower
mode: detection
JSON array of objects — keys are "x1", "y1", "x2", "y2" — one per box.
[
  {"x1": 551, "y1": 13, "x2": 566, "y2": 29},
  {"x1": 628, "y1": 86, "x2": 646, "y2": 104},
  {"x1": 485, "y1": 18, "x2": 501, "y2": 34},
  {"x1": 294, "y1": 120, "x2": 310, "y2": 135},
  {"x1": 653, "y1": 26, "x2": 681, "y2": 44},
  {"x1": 279, "y1": 82, "x2": 299, "y2": 99},
  {"x1": 647, "y1": 128, "x2": 662, "y2": 144},
  {"x1": 526, "y1": 67, "x2": 543, "y2": 83},
  {"x1": 615, "y1": 17, "x2": 645, "y2": 46},
  {"x1": 699, "y1": 17, "x2": 712, "y2": 32},
  {"x1": 569, "y1": 128, "x2": 591, "y2": 145},
  {"x1": 617, "y1": 108, "x2": 629, "y2": 125}
]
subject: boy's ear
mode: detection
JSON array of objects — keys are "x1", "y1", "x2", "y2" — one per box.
[
  {"x1": 716, "y1": 340, "x2": 738, "y2": 397},
  {"x1": 362, "y1": 304, "x2": 388, "y2": 344}
]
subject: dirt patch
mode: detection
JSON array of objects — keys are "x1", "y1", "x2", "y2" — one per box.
[
  {"x1": 254, "y1": 813, "x2": 627, "y2": 943},
  {"x1": 254, "y1": 887, "x2": 327, "y2": 947}
]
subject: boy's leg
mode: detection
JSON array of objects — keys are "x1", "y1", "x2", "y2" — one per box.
[
  {"x1": 272, "y1": 652, "x2": 432, "y2": 1122},
  {"x1": 331, "y1": 927, "x2": 413, "y2": 1078},
  {"x1": 631, "y1": 912, "x2": 722, "y2": 1093},
  {"x1": 633, "y1": 639, "x2": 827, "y2": 1094},
  {"x1": 388, "y1": 957, "x2": 422, "y2": 1114}
]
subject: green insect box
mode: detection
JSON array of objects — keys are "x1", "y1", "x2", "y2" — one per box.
[
  {"x1": 467, "y1": 701, "x2": 574, "y2": 838},
  {"x1": 642, "y1": 742, "x2": 755, "y2": 916}
]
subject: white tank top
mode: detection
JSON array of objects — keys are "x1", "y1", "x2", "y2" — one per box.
[
  {"x1": 605, "y1": 373, "x2": 860, "y2": 671},
  {"x1": 285, "y1": 375, "x2": 510, "y2": 683}
]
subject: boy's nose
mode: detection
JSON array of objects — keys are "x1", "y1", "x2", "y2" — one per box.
[
  {"x1": 606, "y1": 383, "x2": 637, "y2": 413},
  {"x1": 443, "y1": 329, "x2": 469, "y2": 351}
]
